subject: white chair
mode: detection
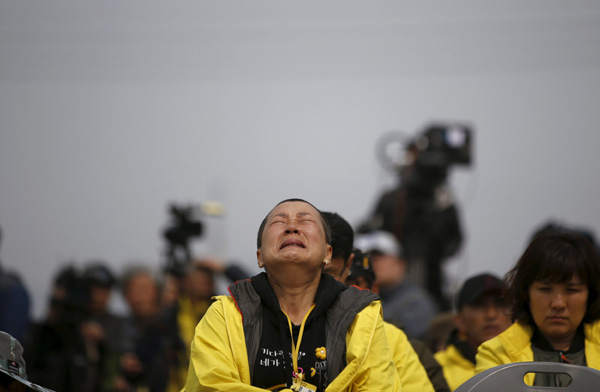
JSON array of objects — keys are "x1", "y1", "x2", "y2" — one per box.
[{"x1": 455, "y1": 362, "x2": 600, "y2": 392}]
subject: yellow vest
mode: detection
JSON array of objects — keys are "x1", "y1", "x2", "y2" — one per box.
[
  {"x1": 185, "y1": 295, "x2": 401, "y2": 391},
  {"x1": 476, "y1": 319, "x2": 600, "y2": 385}
]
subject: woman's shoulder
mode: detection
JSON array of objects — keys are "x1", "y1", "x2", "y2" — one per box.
[
  {"x1": 584, "y1": 319, "x2": 600, "y2": 344},
  {"x1": 332, "y1": 286, "x2": 381, "y2": 317},
  {"x1": 322, "y1": 287, "x2": 382, "y2": 337},
  {"x1": 338, "y1": 285, "x2": 380, "y2": 304},
  {"x1": 203, "y1": 295, "x2": 237, "y2": 314},
  {"x1": 481, "y1": 321, "x2": 532, "y2": 351},
  {"x1": 476, "y1": 320, "x2": 534, "y2": 373}
]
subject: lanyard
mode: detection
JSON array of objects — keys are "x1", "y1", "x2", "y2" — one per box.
[{"x1": 284, "y1": 303, "x2": 316, "y2": 381}]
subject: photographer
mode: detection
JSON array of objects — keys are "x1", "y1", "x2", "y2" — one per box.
[
  {"x1": 361, "y1": 124, "x2": 469, "y2": 310},
  {"x1": 25, "y1": 265, "x2": 103, "y2": 392}
]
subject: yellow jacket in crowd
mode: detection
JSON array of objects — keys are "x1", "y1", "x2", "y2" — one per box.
[
  {"x1": 434, "y1": 344, "x2": 473, "y2": 391},
  {"x1": 184, "y1": 295, "x2": 400, "y2": 392},
  {"x1": 384, "y1": 322, "x2": 435, "y2": 392},
  {"x1": 475, "y1": 319, "x2": 600, "y2": 385},
  {"x1": 166, "y1": 296, "x2": 213, "y2": 392}
]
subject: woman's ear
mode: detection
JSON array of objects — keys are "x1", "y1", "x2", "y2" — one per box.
[
  {"x1": 345, "y1": 253, "x2": 355, "y2": 273},
  {"x1": 326, "y1": 244, "x2": 333, "y2": 261},
  {"x1": 257, "y1": 249, "x2": 263, "y2": 268}
]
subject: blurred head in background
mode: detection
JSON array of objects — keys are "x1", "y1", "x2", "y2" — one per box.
[
  {"x1": 453, "y1": 273, "x2": 512, "y2": 351},
  {"x1": 121, "y1": 266, "x2": 160, "y2": 321}
]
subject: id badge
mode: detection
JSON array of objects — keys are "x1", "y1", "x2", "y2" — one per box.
[{"x1": 295, "y1": 381, "x2": 317, "y2": 392}]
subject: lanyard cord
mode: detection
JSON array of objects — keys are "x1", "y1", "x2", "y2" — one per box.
[{"x1": 284, "y1": 303, "x2": 316, "y2": 379}]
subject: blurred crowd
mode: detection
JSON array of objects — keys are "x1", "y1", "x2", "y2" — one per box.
[
  {"x1": 1, "y1": 215, "x2": 599, "y2": 392},
  {"x1": 16, "y1": 261, "x2": 213, "y2": 392},
  {"x1": 0, "y1": 230, "x2": 249, "y2": 392}
]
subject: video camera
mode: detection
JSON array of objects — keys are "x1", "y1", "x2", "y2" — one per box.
[
  {"x1": 403, "y1": 122, "x2": 473, "y2": 191},
  {"x1": 162, "y1": 204, "x2": 204, "y2": 277},
  {"x1": 412, "y1": 123, "x2": 472, "y2": 168},
  {"x1": 162, "y1": 201, "x2": 225, "y2": 277}
]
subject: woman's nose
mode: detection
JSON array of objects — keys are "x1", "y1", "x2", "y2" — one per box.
[
  {"x1": 550, "y1": 292, "x2": 567, "y2": 309},
  {"x1": 285, "y1": 221, "x2": 299, "y2": 234}
]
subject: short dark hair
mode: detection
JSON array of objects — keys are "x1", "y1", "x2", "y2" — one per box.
[
  {"x1": 256, "y1": 198, "x2": 331, "y2": 249},
  {"x1": 505, "y1": 231, "x2": 600, "y2": 324},
  {"x1": 322, "y1": 211, "x2": 354, "y2": 262}
]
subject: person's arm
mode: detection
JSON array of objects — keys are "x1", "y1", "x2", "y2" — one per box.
[
  {"x1": 327, "y1": 301, "x2": 401, "y2": 392},
  {"x1": 184, "y1": 297, "x2": 266, "y2": 392},
  {"x1": 409, "y1": 338, "x2": 449, "y2": 392},
  {"x1": 385, "y1": 323, "x2": 436, "y2": 392}
]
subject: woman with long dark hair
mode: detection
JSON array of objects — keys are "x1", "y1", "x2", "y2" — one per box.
[{"x1": 475, "y1": 230, "x2": 600, "y2": 386}]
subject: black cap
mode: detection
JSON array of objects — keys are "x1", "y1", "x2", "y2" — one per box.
[{"x1": 456, "y1": 273, "x2": 504, "y2": 310}]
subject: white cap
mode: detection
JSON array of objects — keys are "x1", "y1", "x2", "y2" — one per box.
[{"x1": 354, "y1": 231, "x2": 402, "y2": 257}]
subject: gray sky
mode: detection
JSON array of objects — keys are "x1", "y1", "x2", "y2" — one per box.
[{"x1": 2, "y1": 0, "x2": 600, "y2": 319}]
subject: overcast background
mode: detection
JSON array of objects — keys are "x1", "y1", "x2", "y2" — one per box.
[{"x1": 2, "y1": 1, "x2": 600, "y2": 320}]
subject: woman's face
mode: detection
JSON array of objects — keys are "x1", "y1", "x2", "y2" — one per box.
[
  {"x1": 257, "y1": 201, "x2": 332, "y2": 273},
  {"x1": 528, "y1": 275, "x2": 588, "y2": 344}
]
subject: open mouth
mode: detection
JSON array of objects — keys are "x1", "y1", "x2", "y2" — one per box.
[{"x1": 280, "y1": 239, "x2": 305, "y2": 249}]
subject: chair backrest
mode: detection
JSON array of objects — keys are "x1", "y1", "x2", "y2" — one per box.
[{"x1": 455, "y1": 362, "x2": 600, "y2": 392}]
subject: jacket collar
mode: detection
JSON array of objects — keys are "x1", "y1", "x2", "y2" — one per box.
[
  {"x1": 498, "y1": 320, "x2": 535, "y2": 360},
  {"x1": 250, "y1": 272, "x2": 346, "y2": 320}
]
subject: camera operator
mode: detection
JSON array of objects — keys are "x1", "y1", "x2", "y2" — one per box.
[
  {"x1": 361, "y1": 125, "x2": 469, "y2": 310},
  {"x1": 25, "y1": 265, "x2": 103, "y2": 392}
]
